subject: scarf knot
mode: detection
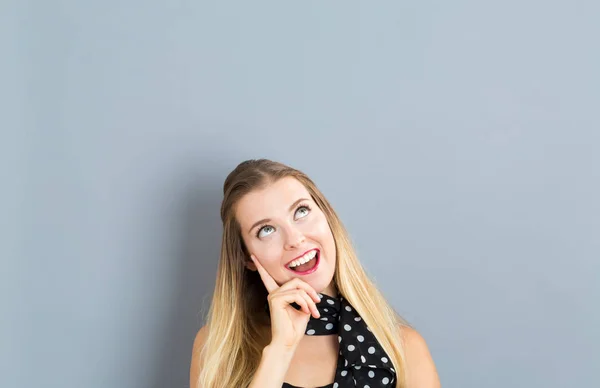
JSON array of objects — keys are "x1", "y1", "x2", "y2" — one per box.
[{"x1": 270, "y1": 293, "x2": 396, "y2": 387}]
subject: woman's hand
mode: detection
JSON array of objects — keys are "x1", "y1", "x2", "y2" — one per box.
[{"x1": 250, "y1": 254, "x2": 321, "y2": 350}]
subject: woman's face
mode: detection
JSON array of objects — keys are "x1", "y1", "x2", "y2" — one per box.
[{"x1": 236, "y1": 176, "x2": 337, "y2": 296}]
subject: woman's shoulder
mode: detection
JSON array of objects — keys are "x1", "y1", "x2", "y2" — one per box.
[
  {"x1": 397, "y1": 325, "x2": 440, "y2": 388},
  {"x1": 190, "y1": 325, "x2": 210, "y2": 388},
  {"x1": 193, "y1": 325, "x2": 210, "y2": 347},
  {"x1": 192, "y1": 325, "x2": 210, "y2": 360},
  {"x1": 398, "y1": 325, "x2": 424, "y2": 345}
]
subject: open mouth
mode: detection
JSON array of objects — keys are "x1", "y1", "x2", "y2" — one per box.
[{"x1": 286, "y1": 249, "x2": 320, "y2": 275}]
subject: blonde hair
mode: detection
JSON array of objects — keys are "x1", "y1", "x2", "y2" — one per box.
[{"x1": 195, "y1": 159, "x2": 410, "y2": 388}]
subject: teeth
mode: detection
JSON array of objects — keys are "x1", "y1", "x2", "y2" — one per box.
[{"x1": 288, "y1": 250, "x2": 317, "y2": 268}]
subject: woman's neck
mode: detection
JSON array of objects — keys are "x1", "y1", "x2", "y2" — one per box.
[{"x1": 320, "y1": 281, "x2": 338, "y2": 298}]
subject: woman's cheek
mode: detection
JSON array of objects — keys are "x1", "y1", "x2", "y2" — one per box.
[
  {"x1": 308, "y1": 215, "x2": 330, "y2": 234},
  {"x1": 307, "y1": 214, "x2": 323, "y2": 226},
  {"x1": 264, "y1": 237, "x2": 283, "y2": 258}
]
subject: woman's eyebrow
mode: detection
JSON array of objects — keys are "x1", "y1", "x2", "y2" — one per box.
[{"x1": 247, "y1": 197, "x2": 310, "y2": 235}]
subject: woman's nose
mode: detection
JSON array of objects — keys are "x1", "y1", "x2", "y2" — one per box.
[{"x1": 284, "y1": 227, "x2": 305, "y2": 250}]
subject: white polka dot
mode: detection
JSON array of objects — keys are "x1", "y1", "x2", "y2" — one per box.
[
  {"x1": 326, "y1": 323, "x2": 334, "y2": 330},
  {"x1": 361, "y1": 355, "x2": 366, "y2": 363},
  {"x1": 382, "y1": 377, "x2": 390, "y2": 384},
  {"x1": 364, "y1": 386, "x2": 370, "y2": 388},
  {"x1": 333, "y1": 384, "x2": 338, "y2": 388},
  {"x1": 341, "y1": 370, "x2": 348, "y2": 376},
  {"x1": 354, "y1": 317, "x2": 362, "y2": 321},
  {"x1": 344, "y1": 359, "x2": 348, "y2": 367},
  {"x1": 345, "y1": 305, "x2": 352, "y2": 311},
  {"x1": 391, "y1": 368, "x2": 395, "y2": 373},
  {"x1": 344, "y1": 324, "x2": 352, "y2": 331},
  {"x1": 306, "y1": 329, "x2": 315, "y2": 335},
  {"x1": 368, "y1": 346, "x2": 375, "y2": 354},
  {"x1": 338, "y1": 336, "x2": 342, "y2": 343},
  {"x1": 381, "y1": 357, "x2": 388, "y2": 363},
  {"x1": 347, "y1": 344, "x2": 355, "y2": 351},
  {"x1": 357, "y1": 335, "x2": 364, "y2": 342},
  {"x1": 367, "y1": 326, "x2": 371, "y2": 331},
  {"x1": 318, "y1": 293, "x2": 323, "y2": 299},
  {"x1": 368, "y1": 371, "x2": 375, "y2": 378},
  {"x1": 320, "y1": 317, "x2": 328, "y2": 321},
  {"x1": 327, "y1": 299, "x2": 334, "y2": 305},
  {"x1": 324, "y1": 308, "x2": 328, "y2": 312},
  {"x1": 355, "y1": 365, "x2": 361, "y2": 370}
]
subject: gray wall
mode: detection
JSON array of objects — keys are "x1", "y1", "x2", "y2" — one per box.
[{"x1": 3, "y1": 1, "x2": 599, "y2": 387}]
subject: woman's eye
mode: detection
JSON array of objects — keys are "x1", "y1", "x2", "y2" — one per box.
[
  {"x1": 295, "y1": 206, "x2": 310, "y2": 219},
  {"x1": 256, "y1": 206, "x2": 310, "y2": 238},
  {"x1": 257, "y1": 225, "x2": 274, "y2": 238}
]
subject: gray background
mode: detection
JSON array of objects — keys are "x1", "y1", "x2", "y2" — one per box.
[{"x1": 3, "y1": 1, "x2": 599, "y2": 387}]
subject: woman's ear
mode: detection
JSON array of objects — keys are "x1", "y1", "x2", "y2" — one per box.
[{"x1": 245, "y1": 257, "x2": 257, "y2": 271}]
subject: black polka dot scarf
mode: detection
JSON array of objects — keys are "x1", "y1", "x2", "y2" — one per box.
[{"x1": 277, "y1": 293, "x2": 396, "y2": 388}]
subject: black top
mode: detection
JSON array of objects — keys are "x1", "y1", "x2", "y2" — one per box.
[
  {"x1": 283, "y1": 383, "x2": 334, "y2": 388},
  {"x1": 275, "y1": 293, "x2": 395, "y2": 388}
]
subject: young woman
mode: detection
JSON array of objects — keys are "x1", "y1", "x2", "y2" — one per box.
[{"x1": 190, "y1": 159, "x2": 440, "y2": 388}]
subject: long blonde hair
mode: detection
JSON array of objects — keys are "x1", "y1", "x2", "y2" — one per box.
[{"x1": 195, "y1": 159, "x2": 409, "y2": 388}]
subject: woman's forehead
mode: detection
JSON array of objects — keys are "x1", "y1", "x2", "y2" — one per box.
[{"x1": 236, "y1": 177, "x2": 311, "y2": 222}]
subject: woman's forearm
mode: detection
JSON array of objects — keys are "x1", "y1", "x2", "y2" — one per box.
[{"x1": 248, "y1": 344, "x2": 295, "y2": 388}]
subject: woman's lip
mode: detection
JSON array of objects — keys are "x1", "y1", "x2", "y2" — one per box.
[
  {"x1": 285, "y1": 251, "x2": 320, "y2": 275},
  {"x1": 284, "y1": 248, "x2": 319, "y2": 267}
]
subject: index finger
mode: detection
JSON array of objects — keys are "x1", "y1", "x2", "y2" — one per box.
[{"x1": 250, "y1": 254, "x2": 279, "y2": 293}]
